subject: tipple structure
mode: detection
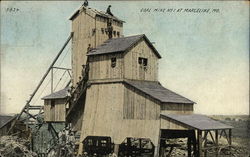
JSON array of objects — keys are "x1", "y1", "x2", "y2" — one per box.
[
  {"x1": 66, "y1": 5, "x2": 197, "y2": 156},
  {"x1": 25, "y1": 4, "x2": 233, "y2": 157}
]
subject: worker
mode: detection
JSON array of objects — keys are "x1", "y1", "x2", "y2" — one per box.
[
  {"x1": 83, "y1": 152, "x2": 88, "y2": 157},
  {"x1": 61, "y1": 129, "x2": 67, "y2": 145},
  {"x1": 87, "y1": 44, "x2": 92, "y2": 53},
  {"x1": 106, "y1": 5, "x2": 113, "y2": 16},
  {"x1": 83, "y1": 0, "x2": 88, "y2": 7},
  {"x1": 108, "y1": 151, "x2": 117, "y2": 157}
]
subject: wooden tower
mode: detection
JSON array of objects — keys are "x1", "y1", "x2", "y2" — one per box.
[
  {"x1": 67, "y1": 6, "x2": 124, "y2": 133},
  {"x1": 69, "y1": 6, "x2": 124, "y2": 86}
]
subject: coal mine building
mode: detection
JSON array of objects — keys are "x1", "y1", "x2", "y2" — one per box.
[{"x1": 58, "y1": 5, "x2": 233, "y2": 157}]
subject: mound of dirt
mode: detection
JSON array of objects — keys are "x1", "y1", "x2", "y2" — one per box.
[{"x1": 0, "y1": 136, "x2": 37, "y2": 157}]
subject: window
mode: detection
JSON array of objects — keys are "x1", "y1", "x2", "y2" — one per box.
[
  {"x1": 111, "y1": 57, "x2": 116, "y2": 68},
  {"x1": 138, "y1": 57, "x2": 148, "y2": 66},
  {"x1": 92, "y1": 28, "x2": 96, "y2": 36},
  {"x1": 51, "y1": 100, "x2": 55, "y2": 109}
]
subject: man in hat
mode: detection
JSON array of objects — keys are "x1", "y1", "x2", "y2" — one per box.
[
  {"x1": 83, "y1": 0, "x2": 88, "y2": 7},
  {"x1": 106, "y1": 5, "x2": 113, "y2": 16}
]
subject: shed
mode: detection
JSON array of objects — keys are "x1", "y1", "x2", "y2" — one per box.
[
  {"x1": 160, "y1": 114, "x2": 233, "y2": 156},
  {"x1": 0, "y1": 115, "x2": 16, "y2": 136},
  {"x1": 42, "y1": 87, "x2": 69, "y2": 122}
]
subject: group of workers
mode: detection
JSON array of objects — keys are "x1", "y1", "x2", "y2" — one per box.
[{"x1": 82, "y1": 0, "x2": 114, "y2": 16}]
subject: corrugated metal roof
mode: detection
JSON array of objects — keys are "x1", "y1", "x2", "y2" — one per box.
[
  {"x1": 161, "y1": 114, "x2": 233, "y2": 130},
  {"x1": 125, "y1": 80, "x2": 194, "y2": 104},
  {"x1": 42, "y1": 87, "x2": 69, "y2": 100},
  {"x1": 0, "y1": 115, "x2": 16, "y2": 128},
  {"x1": 69, "y1": 6, "x2": 124, "y2": 22},
  {"x1": 87, "y1": 34, "x2": 161, "y2": 58}
]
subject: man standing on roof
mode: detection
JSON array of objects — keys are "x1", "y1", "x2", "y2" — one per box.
[
  {"x1": 106, "y1": 5, "x2": 113, "y2": 16},
  {"x1": 83, "y1": 0, "x2": 88, "y2": 7}
]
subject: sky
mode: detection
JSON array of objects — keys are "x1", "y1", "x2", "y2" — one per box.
[{"x1": 0, "y1": 1, "x2": 249, "y2": 115}]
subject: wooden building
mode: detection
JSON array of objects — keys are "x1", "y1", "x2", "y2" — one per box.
[
  {"x1": 77, "y1": 34, "x2": 196, "y2": 156},
  {"x1": 0, "y1": 115, "x2": 16, "y2": 136},
  {"x1": 70, "y1": 6, "x2": 124, "y2": 86},
  {"x1": 42, "y1": 87, "x2": 69, "y2": 122},
  {"x1": 0, "y1": 115, "x2": 30, "y2": 138},
  {"x1": 67, "y1": 5, "x2": 233, "y2": 157}
]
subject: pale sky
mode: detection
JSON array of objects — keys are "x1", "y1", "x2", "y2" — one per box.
[{"x1": 0, "y1": 1, "x2": 249, "y2": 115}]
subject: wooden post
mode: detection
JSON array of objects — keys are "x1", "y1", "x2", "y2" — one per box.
[
  {"x1": 204, "y1": 131, "x2": 207, "y2": 157},
  {"x1": 157, "y1": 130, "x2": 162, "y2": 157},
  {"x1": 229, "y1": 129, "x2": 232, "y2": 156},
  {"x1": 192, "y1": 130, "x2": 197, "y2": 157},
  {"x1": 188, "y1": 136, "x2": 192, "y2": 157},
  {"x1": 51, "y1": 68, "x2": 53, "y2": 93},
  {"x1": 215, "y1": 130, "x2": 219, "y2": 157},
  {"x1": 198, "y1": 130, "x2": 203, "y2": 157},
  {"x1": 114, "y1": 144, "x2": 119, "y2": 156}
]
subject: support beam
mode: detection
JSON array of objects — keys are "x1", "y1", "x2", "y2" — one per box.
[
  {"x1": 156, "y1": 129, "x2": 162, "y2": 157},
  {"x1": 208, "y1": 131, "x2": 216, "y2": 144},
  {"x1": 8, "y1": 32, "x2": 73, "y2": 134},
  {"x1": 198, "y1": 130, "x2": 203, "y2": 157},
  {"x1": 192, "y1": 130, "x2": 197, "y2": 157},
  {"x1": 204, "y1": 131, "x2": 207, "y2": 157},
  {"x1": 52, "y1": 66, "x2": 71, "y2": 71},
  {"x1": 188, "y1": 137, "x2": 191, "y2": 157},
  {"x1": 51, "y1": 67, "x2": 53, "y2": 93},
  {"x1": 215, "y1": 130, "x2": 219, "y2": 157},
  {"x1": 229, "y1": 129, "x2": 232, "y2": 156}
]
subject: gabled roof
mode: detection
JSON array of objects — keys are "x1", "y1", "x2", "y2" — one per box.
[
  {"x1": 69, "y1": 6, "x2": 124, "y2": 23},
  {"x1": 42, "y1": 87, "x2": 69, "y2": 100},
  {"x1": 125, "y1": 80, "x2": 194, "y2": 104},
  {"x1": 87, "y1": 34, "x2": 162, "y2": 58},
  {"x1": 161, "y1": 114, "x2": 233, "y2": 130}
]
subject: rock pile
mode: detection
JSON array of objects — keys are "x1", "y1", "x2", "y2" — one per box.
[
  {"x1": 164, "y1": 138, "x2": 250, "y2": 157},
  {"x1": 0, "y1": 136, "x2": 37, "y2": 157}
]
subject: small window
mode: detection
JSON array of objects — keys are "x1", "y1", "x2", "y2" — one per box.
[
  {"x1": 92, "y1": 28, "x2": 96, "y2": 36},
  {"x1": 138, "y1": 57, "x2": 148, "y2": 66},
  {"x1": 51, "y1": 100, "x2": 55, "y2": 109},
  {"x1": 143, "y1": 59, "x2": 148, "y2": 66},
  {"x1": 111, "y1": 57, "x2": 116, "y2": 68}
]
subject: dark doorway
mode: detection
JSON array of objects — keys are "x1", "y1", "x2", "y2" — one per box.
[
  {"x1": 160, "y1": 130, "x2": 197, "y2": 157},
  {"x1": 118, "y1": 137, "x2": 155, "y2": 157}
]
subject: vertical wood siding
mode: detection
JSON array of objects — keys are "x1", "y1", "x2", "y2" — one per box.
[
  {"x1": 160, "y1": 103, "x2": 193, "y2": 130},
  {"x1": 78, "y1": 83, "x2": 161, "y2": 154},
  {"x1": 124, "y1": 39, "x2": 159, "y2": 81},
  {"x1": 89, "y1": 53, "x2": 124, "y2": 80},
  {"x1": 44, "y1": 99, "x2": 66, "y2": 122},
  {"x1": 71, "y1": 8, "x2": 123, "y2": 86},
  {"x1": 123, "y1": 84, "x2": 161, "y2": 120}
]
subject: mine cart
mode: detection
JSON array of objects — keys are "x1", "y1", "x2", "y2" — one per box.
[
  {"x1": 82, "y1": 136, "x2": 114, "y2": 156},
  {"x1": 118, "y1": 137, "x2": 155, "y2": 157}
]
